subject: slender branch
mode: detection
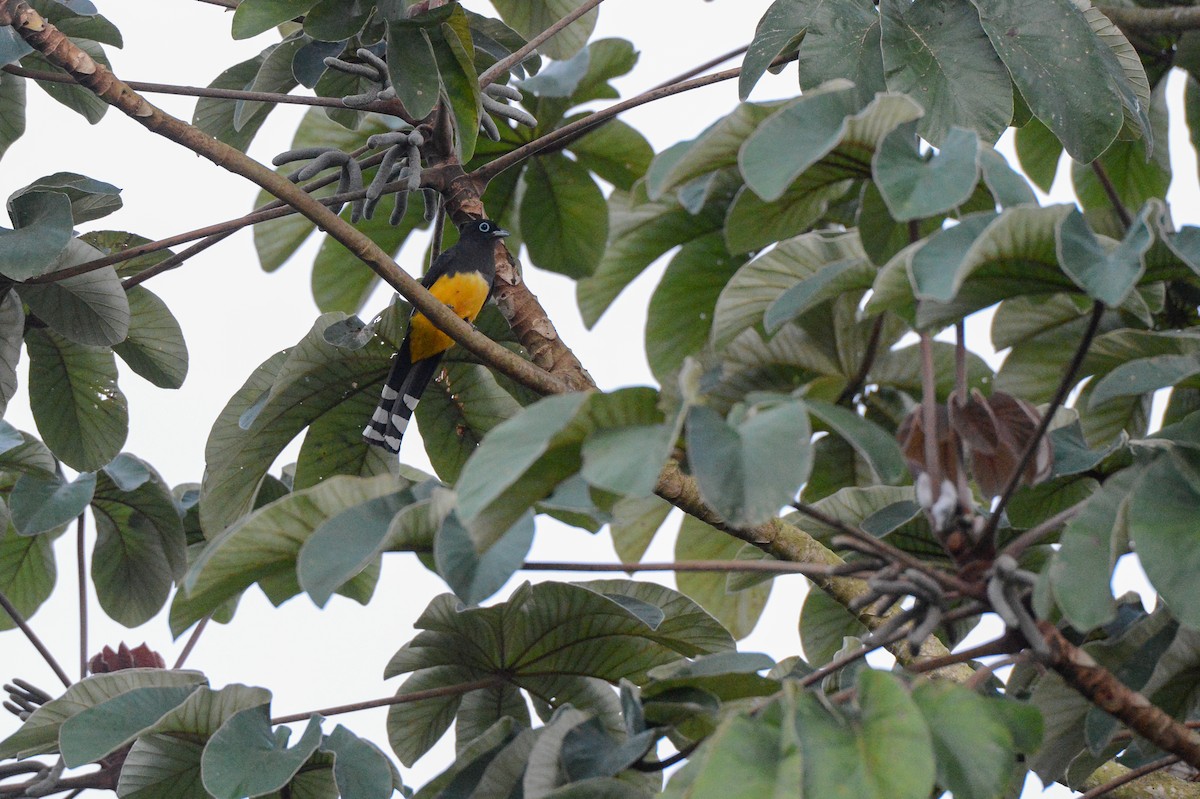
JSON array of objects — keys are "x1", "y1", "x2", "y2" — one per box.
[
  {"x1": 907, "y1": 634, "x2": 1021, "y2": 674},
  {"x1": 473, "y1": 54, "x2": 797, "y2": 183},
  {"x1": 478, "y1": 0, "x2": 605, "y2": 88},
  {"x1": 986, "y1": 301, "x2": 1105, "y2": 539},
  {"x1": 195, "y1": 0, "x2": 238, "y2": 8},
  {"x1": 998, "y1": 501, "x2": 1086, "y2": 560},
  {"x1": 651, "y1": 44, "x2": 748, "y2": 92},
  {"x1": 1099, "y1": 5, "x2": 1200, "y2": 33},
  {"x1": 0, "y1": 590, "x2": 71, "y2": 688},
  {"x1": 173, "y1": 615, "x2": 210, "y2": 670},
  {"x1": 270, "y1": 676, "x2": 505, "y2": 724},
  {"x1": 1, "y1": 64, "x2": 403, "y2": 113},
  {"x1": 1078, "y1": 756, "x2": 1182, "y2": 799},
  {"x1": 918, "y1": 333, "x2": 944, "y2": 491},
  {"x1": 75, "y1": 514, "x2": 86, "y2": 680},
  {"x1": 521, "y1": 559, "x2": 834, "y2": 577},
  {"x1": 0, "y1": 2, "x2": 566, "y2": 399}
]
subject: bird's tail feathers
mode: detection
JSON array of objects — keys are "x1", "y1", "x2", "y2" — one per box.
[{"x1": 362, "y1": 353, "x2": 443, "y2": 454}]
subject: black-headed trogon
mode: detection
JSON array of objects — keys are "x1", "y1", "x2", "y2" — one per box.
[{"x1": 363, "y1": 218, "x2": 510, "y2": 454}]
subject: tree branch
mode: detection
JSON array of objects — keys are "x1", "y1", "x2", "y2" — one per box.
[
  {"x1": 1039, "y1": 621, "x2": 1200, "y2": 769},
  {"x1": 1078, "y1": 756, "x2": 1182, "y2": 799},
  {"x1": 1099, "y1": 5, "x2": 1200, "y2": 34},
  {"x1": 0, "y1": 590, "x2": 72, "y2": 688},
  {"x1": 0, "y1": 0, "x2": 566, "y2": 400},
  {"x1": 270, "y1": 676, "x2": 505, "y2": 724},
  {"x1": 521, "y1": 559, "x2": 835, "y2": 577}
]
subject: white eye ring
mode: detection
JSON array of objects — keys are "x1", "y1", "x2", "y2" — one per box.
[{"x1": 479, "y1": 222, "x2": 491, "y2": 232}]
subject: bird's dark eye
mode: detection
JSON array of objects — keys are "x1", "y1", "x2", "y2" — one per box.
[{"x1": 479, "y1": 222, "x2": 491, "y2": 233}]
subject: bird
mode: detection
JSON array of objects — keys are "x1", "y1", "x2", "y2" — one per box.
[{"x1": 363, "y1": 218, "x2": 510, "y2": 454}]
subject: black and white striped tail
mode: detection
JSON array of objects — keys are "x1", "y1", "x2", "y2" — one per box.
[{"x1": 363, "y1": 353, "x2": 443, "y2": 454}]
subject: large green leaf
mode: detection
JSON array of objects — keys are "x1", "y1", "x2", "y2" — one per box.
[
  {"x1": 795, "y1": 670, "x2": 935, "y2": 799},
  {"x1": 799, "y1": 587, "x2": 868, "y2": 665},
  {"x1": 967, "y1": 0, "x2": 1123, "y2": 162},
  {"x1": 0, "y1": 520, "x2": 57, "y2": 631},
  {"x1": 199, "y1": 314, "x2": 393, "y2": 535},
  {"x1": 19, "y1": 257, "x2": 129, "y2": 348},
  {"x1": 59, "y1": 685, "x2": 200, "y2": 767},
  {"x1": 231, "y1": 0, "x2": 318, "y2": 39},
  {"x1": 0, "y1": 190, "x2": 72, "y2": 281},
  {"x1": 645, "y1": 103, "x2": 779, "y2": 202},
  {"x1": 193, "y1": 44, "x2": 297, "y2": 153},
  {"x1": 645, "y1": 234, "x2": 745, "y2": 381},
  {"x1": 1056, "y1": 206, "x2": 1152, "y2": 308},
  {"x1": 1071, "y1": 80, "x2": 1169, "y2": 215},
  {"x1": 0, "y1": 70, "x2": 26, "y2": 162},
  {"x1": 872, "y1": 125, "x2": 980, "y2": 221},
  {"x1": 9, "y1": 471, "x2": 94, "y2": 536},
  {"x1": 0, "y1": 669, "x2": 208, "y2": 760},
  {"x1": 178, "y1": 474, "x2": 398, "y2": 634},
  {"x1": 90, "y1": 455, "x2": 187, "y2": 626},
  {"x1": 431, "y1": 8, "x2": 482, "y2": 161},
  {"x1": 685, "y1": 398, "x2": 812, "y2": 528},
  {"x1": 879, "y1": 0, "x2": 1011, "y2": 144},
  {"x1": 434, "y1": 510, "x2": 534, "y2": 606},
  {"x1": 740, "y1": 0, "x2": 809, "y2": 100},
  {"x1": 806, "y1": 399, "x2": 906, "y2": 485},
  {"x1": 912, "y1": 682, "x2": 1023, "y2": 799},
  {"x1": 520, "y1": 153, "x2": 608, "y2": 278},
  {"x1": 10, "y1": 172, "x2": 121, "y2": 224},
  {"x1": 566, "y1": 118, "x2": 653, "y2": 192},
  {"x1": 386, "y1": 20, "x2": 442, "y2": 121},
  {"x1": 113, "y1": 286, "x2": 188, "y2": 389},
  {"x1": 25, "y1": 327, "x2": 127, "y2": 472},
  {"x1": 322, "y1": 725, "x2": 398, "y2": 799},
  {"x1": 1127, "y1": 449, "x2": 1200, "y2": 630},
  {"x1": 200, "y1": 707, "x2": 323, "y2": 799},
  {"x1": 492, "y1": 0, "x2": 597, "y2": 60},
  {"x1": 0, "y1": 295, "x2": 20, "y2": 409},
  {"x1": 674, "y1": 515, "x2": 771, "y2": 640},
  {"x1": 1014, "y1": 117, "x2": 1062, "y2": 194}
]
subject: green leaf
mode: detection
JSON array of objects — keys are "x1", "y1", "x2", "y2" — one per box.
[
  {"x1": 0, "y1": 669, "x2": 208, "y2": 760},
  {"x1": 321, "y1": 725, "x2": 397, "y2": 799},
  {"x1": 199, "y1": 314, "x2": 394, "y2": 535},
  {"x1": 576, "y1": 184, "x2": 730, "y2": 328},
  {"x1": 200, "y1": 706, "x2": 323, "y2": 799},
  {"x1": 566, "y1": 118, "x2": 653, "y2": 192},
  {"x1": 0, "y1": 190, "x2": 72, "y2": 280},
  {"x1": 674, "y1": 515, "x2": 771, "y2": 640},
  {"x1": 386, "y1": 21, "x2": 441, "y2": 121},
  {"x1": 193, "y1": 47, "x2": 295, "y2": 153},
  {"x1": 432, "y1": 9, "x2": 481, "y2": 161},
  {"x1": 967, "y1": 0, "x2": 1122, "y2": 162},
  {"x1": 799, "y1": 587, "x2": 868, "y2": 665},
  {"x1": 25, "y1": 327, "x2": 127, "y2": 472},
  {"x1": 1056, "y1": 207, "x2": 1151, "y2": 309},
  {"x1": 19, "y1": 257, "x2": 129, "y2": 348},
  {"x1": 235, "y1": 35, "x2": 307, "y2": 131},
  {"x1": 303, "y1": 0, "x2": 371, "y2": 41},
  {"x1": 796, "y1": 670, "x2": 935, "y2": 799},
  {"x1": 739, "y1": 83, "x2": 864, "y2": 202},
  {"x1": 1072, "y1": 80, "x2": 1170, "y2": 214},
  {"x1": 805, "y1": 399, "x2": 906, "y2": 484},
  {"x1": 740, "y1": 0, "x2": 808, "y2": 100},
  {"x1": 912, "y1": 682, "x2": 1021, "y2": 799},
  {"x1": 872, "y1": 125, "x2": 980, "y2": 221},
  {"x1": 113, "y1": 286, "x2": 188, "y2": 389},
  {"x1": 609, "y1": 494, "x2": 671, "y2": 564},
  {"x1": 762, "y1": 255, "x2": 877, "y2": 335},
  {"x1": 520, "y1": 154, "x2": 608, "y2": 278},
  {"x1": 9, "y1": 471, "x2": 95, "y2": 536},
  {"x1": 713, "y1": 230, "x2": 872, "y2": 348},
  {"x1": 1090, "y1": 354, "x2": 1200, "y2": 409},
  {"x1": 685, "y1": 399, "x2": 812, "y2": 528},
  {"x1": 434, "y1": 510, "x2": 534, "y2": 605},
  {"x1": 10, "y1": 172, "x2": 121, "y2": 224},
  {"x1": 90, "y1": 456, "x2": 187, "y2": 626},
  {"x1": 59, "y1": 685, "x2": 199, "y2": 767},
  {"x1": 0, "y1": 70, "x2": 26, "y2": 162},
  {"x1": 646, "y1": 103, "x2": 779, "y2": 201},
  {"x1": 298, "y1": 489, "x2": 415, "y2": 607},
  {"x1": 879, "y1": 0, "x2": 1012, "y2": 144},
  {"x1": 492, "y1": 0, "x2": 597, "y2": 60},
  {"x1": 117, "y1": 735, "x2": 208, "y2": 799},
  {"x1": 579, "y1": 388, "x2": 671, "y2": 498},
  {"x1": 646, "y1": 234, "x2": 745, "y2": 382},
  {"x1": 455, "y1": 392, "x2": 588, "y2": 548},
  {"x1": 178, "y1": 474, "x2": 397, "y2": 634},
  {"x1": 231, "y1": 0, "x2": 318, "y2": 39},
  {"x1": 1127, "y1": 450, "x2": 1200, "y2": 629},
  {"x1": 0, "y1": 522, "x2": 57, "y2": 631},
  {"x1": 1014, "y1": 117, "x2": 1062, "y2": 194}
]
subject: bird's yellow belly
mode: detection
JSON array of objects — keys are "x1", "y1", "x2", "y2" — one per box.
[{"x1": 408, "y1": 272, "x2": 491, "y2": 362}]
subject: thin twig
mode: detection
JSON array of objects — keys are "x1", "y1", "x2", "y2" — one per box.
[
  {"x1": 522, "y1": 559, "x2": 833, "y2": 577},
  {"x1": 1077, "y1": 755, "x2": 1182, "y2": 799},
  {"x1": 478, "y1": 0, "x2": 606, "y2": 88},
  {"x1": 195, "y1": 0, "x2": 238, "y2": 8},
  {"x1": 999, "y1": 501, "x2": 1086, "y2": 560},
  {"x1": 1098, "y1": 5, "x2": 1200, "y2": 33},
  {"x1": 907, "y1": 634, "x2": 1020, "y2": 674},
  {"x1": 270, "y1": 675, "x2": 505, "y2": 724},
  {"x1": 1090, "y1": 161, "x2": 1132, "y2": 230},
  {"x1": 836, "y1": 315, "x2": 886, "y2": 405},
  {"x1": 0, "y1": 590, "x2": 71, "y2": 688},
  {"x1": 75, "y1": 514, "x2": 87, "y2": 680},
  {"x1": 918, "y1": 333, "x2": 944, "y2": 491},
  {"x1": 651, "y1": 44, "x2": 748, "y2": 92},
  {"x1": 473, "y1": 52, "x2": 798, "y2": 183},
  {"x1": 986, "y1": 302, "x2": 1105, "y2": 540},
  {"x1": 173, "y1": 615, "x2": 210, "y2": 670}
]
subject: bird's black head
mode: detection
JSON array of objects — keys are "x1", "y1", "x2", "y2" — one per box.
[{"x1": 459, "y1": 219, "x2": 510, "y2": 241}]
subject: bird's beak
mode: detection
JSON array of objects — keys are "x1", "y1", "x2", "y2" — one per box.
[{"x1": 493, "y1": 227, "x2": 511, "y2": 238}]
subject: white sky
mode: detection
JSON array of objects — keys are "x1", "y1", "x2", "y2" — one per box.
[{"x1": 1, "y1": 1, "x2": 1192, "y2": 796}]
